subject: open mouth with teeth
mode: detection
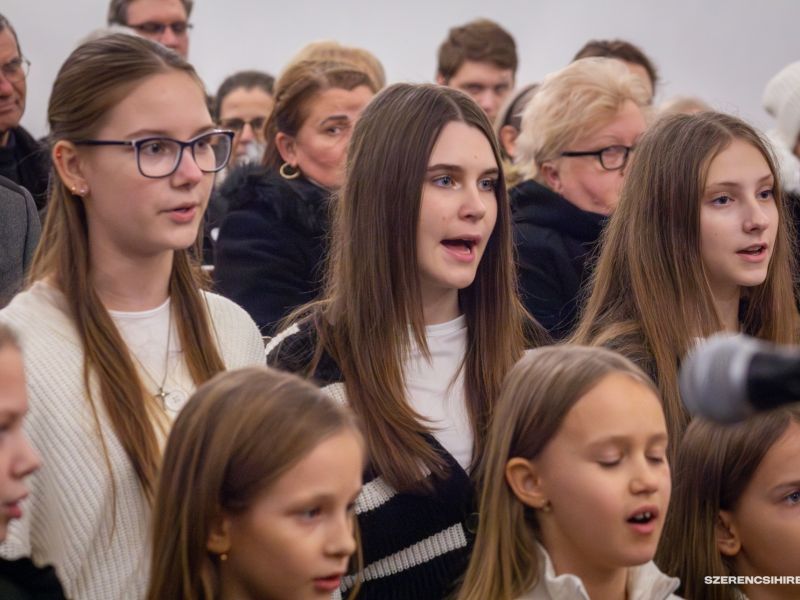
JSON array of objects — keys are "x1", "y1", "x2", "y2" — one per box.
[
  {"x1": 627, "y1": 511, "x2": 655, "y2": 524},
  {"x1": 441, "y1": 238, "x2": 476, "y2": 257}
]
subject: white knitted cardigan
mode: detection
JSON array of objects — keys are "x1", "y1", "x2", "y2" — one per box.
[{"x1": 0, "y1": 282, "x2": 265, "y2": 600}]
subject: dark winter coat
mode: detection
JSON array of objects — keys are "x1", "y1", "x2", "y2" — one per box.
[
  {"x1": 0, "y1": 127, "x2": 49, "y2": 213},
  {"x1": 511, "y1": 179, "x2": 607, "y2": 340},
  {"x1": 214, "y1": 165, "x2": 330, "y2": 335}
]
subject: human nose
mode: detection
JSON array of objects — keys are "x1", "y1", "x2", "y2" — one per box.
[
  {"x1": 629, "y1": 456, "x2": 662, "y2": 495},
  {"x1": 13, "y1": 430, "x2": 41, "y2": 480},
  {"x1": 173, "y1": 144, "x2": 205, "y2": 183},
  {"x1": 239, "y1": 123, "x2": 255, "y2": 144},
  {"x1": 326, "y1": 511, "x2": 357, "y2": 558},
  {"x1": 743, "y1": 198, "x2": 771, "y2": 232},
  {"x1": 0, "y1": 71, "x2": 13, "y2": 95},
  {"x1": 475, "y1": 91, "x2": 497, "y2": 120},
  {"x1": 158, "y1": 26, "x2": 180, "y2": 51},
  {"x1": 460, "y1": 183, "x2": 490, "y2": 222}
]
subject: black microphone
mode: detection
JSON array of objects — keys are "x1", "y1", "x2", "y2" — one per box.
[{"x1": 679, "y1": 334, "x2": 800, "y2": 423}]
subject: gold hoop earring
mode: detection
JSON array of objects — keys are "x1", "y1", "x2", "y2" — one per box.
[{"x1": 279, "y1": 162, "x2": 300, "y2": 180}]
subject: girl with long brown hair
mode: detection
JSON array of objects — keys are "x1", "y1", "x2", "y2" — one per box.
[
  {"x1": 147, "y1": 366, "x2": 364, "y2": 600},
  {"x1": 267, "y1": 82, "x2": 542, "y2": 599},
  {"x1": 0, "y1": 34, "x2": 264, "y2": 600},
  {"x1": 572, "y1": 112, "x2": 799, "y2": 451},
  {"x1": 659, "y1": 408, "x2": 800, "y2": 600},
  {"x1": 458, "y1": 346, "x2": 678, "y2": 600}
]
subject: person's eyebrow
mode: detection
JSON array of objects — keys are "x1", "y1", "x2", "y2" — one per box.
[
  {"x1": 319, "y1": 115, "x2": 350, "y2": 127},
  {"x1": 125, "y1": 124, "x2": 216, "y2": 139}
]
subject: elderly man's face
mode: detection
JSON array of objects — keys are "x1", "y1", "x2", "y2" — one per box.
[
  {"x1": 0, "y1": 28, "x2": 25, "y2": 137},
  {"x1": 126, "y1": 0, "x2": 190, "y2": 59}
]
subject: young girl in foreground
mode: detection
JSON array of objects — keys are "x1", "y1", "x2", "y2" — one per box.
[
  {"x1": 0, "y1": 35, "x2": 264, "y2": 599},
  {"x1": 0, "y1": 324, "x2": 66, "y2": 599},
  {"x1": 572, "y1": 112, "x2": 799, "y2": 451},
  {"x1": 147, "y1": 366, "x2": 364, "y2": 600},
  {"x1": 268, "y1": 83, "x2": 542, "y2": 599},
  {"x1": 659, "y1": 408, "x2": 800, "y2": 600},
  {"x1": 458, "y1": 345, "x2": 679, "y2": 600}
]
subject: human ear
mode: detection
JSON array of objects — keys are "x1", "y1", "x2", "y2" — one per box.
[
  {"x1": 715, "y1": 510, "x2": 741, "y2": 557},
  {"x1": 52, "y1": 141, "x2": 90, "y2": 196},
  {"x1": 435, "y1": 73, "x2": 448, "y2": 86},
  {"x1": 206, "y1": 514, "x2": 232, "y2": 555},
  {"x1": 540, "y1": 161, "x2": 562, "y2": 194},
  {"x1": 274, "y1": 132, "x2": 297, "y2": 166},
  {"x1": 499, "y1": 125, "x2": 519, "y2": 159},
  {"x1": 505, "y1": 457, "x2": 550, "y2": 510}
]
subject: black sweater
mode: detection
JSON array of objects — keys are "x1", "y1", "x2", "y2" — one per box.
[
  {"x1": 267, "y1": 321, "x2": 476, "y2": 600},
  {"x1": 213, "y1": 165, "x2": 331, "y2": 335},
  {"x1": 0, "y1": 557, "x2": 67, "y2": 600},
  {"x1": 511, "y1": 179, "x2": 607, "y2": 340}
]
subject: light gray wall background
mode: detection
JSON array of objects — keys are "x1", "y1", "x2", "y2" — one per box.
[{"x1": 4, "y1": 0, "x2": 800, "y2": 139}]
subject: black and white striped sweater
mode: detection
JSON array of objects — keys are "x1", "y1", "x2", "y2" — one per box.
[{"x1": 266, "y1": 321, "x2": 476, "y2": 600}]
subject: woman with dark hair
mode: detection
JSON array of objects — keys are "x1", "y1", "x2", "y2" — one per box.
[
  {"x1": 0, "y1": 34, "x2": 264, "y2": 600},
  {"x1": 268, "y1": 82, "x2": 543, "y2": 599},
  {"x1": 214, "y1": 59, "x2": 377, "y2": 334}
]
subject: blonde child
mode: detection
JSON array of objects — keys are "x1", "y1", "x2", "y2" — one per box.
[{"x1": 458, "y1": 346, "x2": 679, "y2": 600}]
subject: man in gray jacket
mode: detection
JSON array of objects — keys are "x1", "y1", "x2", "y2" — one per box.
[{"x1": 0, "y1": 175, "x2": 40, "y2": 307}]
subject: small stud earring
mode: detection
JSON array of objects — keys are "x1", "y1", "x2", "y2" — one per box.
[
  {"x1": 219, "y1": 552, "x2": 228, "y2": 561},
  {"x1": 539, "y1": 501, "x2": 552, "y2": 513}
]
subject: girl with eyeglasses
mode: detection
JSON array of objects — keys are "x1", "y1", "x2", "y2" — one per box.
[
  {"x1": 572, "y1": 112, "x2": 799, "y2": 454},
  {"x1": 0, "y1": 34, "x2": 264, "y2": 600},
  {"x1": 512, "y1": 57, "x2": 650, "y2": 340}
]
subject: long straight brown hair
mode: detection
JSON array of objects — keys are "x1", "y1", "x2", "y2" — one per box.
[
  {"x1": 147, "y1": 366, "x2": 363, "y2": 600},
  {"x1": 30, "y1": 34, "x2": 226, "y2": 502},
  {"x1": 572, "y1": 112, "x2": 799, "y2": 451},
  {"x1": 291, "y1": 83, "x2": 540, "y2": 493},
  {"x1": 658, "y1": 408, "x2": 800, "y2": 600},
  {"x1": 458, "y1": 346, "x2": 660, "y2": 600}
]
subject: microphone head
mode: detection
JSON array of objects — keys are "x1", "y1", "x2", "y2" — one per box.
[{"x1": 679, "y1": 333, "x2": 763, "y2": 423}]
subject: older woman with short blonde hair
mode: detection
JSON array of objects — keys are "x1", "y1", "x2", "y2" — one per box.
[{"x1": 511, "y1": 57, "x2": 650, "y2": 339}]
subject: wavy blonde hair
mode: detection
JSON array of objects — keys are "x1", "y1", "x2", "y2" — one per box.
[{"x1": 515, "y1": 57, "x2": 651, "y2": 180}]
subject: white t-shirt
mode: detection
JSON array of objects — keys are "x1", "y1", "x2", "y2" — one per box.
[
  {"x1": 110, "y1": 298, "x2": 192, "y2": 418},
  {"x1": 404, "y1": 315, "x2": 473, "y2": 471}
]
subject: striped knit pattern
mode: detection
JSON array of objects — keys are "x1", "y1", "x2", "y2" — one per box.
[
  {"x1": 0, "y1": 282, "x2": 266, "y2": 600},
  {"x1": 268, "y1": 321, "x2": 476, "y2": 600}
]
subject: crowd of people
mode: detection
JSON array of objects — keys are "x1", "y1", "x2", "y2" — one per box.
[{"x1": 0, "y1": 2, "x2": 799, "y2": 600}]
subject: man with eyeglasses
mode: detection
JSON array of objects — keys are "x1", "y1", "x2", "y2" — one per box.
[
  {"x1": 107, "y1": 0, "x2": 193, "y2": 59},
  {"x1": 0, "y1": 14, "x2": 49, "y2": 213}
]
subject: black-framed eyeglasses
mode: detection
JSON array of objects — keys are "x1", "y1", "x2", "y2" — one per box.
[
  {"x1": 73, "y1": 130, "x2": 234, "y2": 179},
  {"x1": 560, "y1": 145, "x2": 634, "y2": 171},
  {"x1": 128, "y1": 21, "x2": 193, "y2": 36},
  {"x1": 219, "y1": 117, "x2": 268, "y2": 135},
  {"x1": 1, "y1": 56, "x2": 30, "y2": 83}
]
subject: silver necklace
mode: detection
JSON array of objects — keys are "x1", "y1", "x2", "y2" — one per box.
[{"x1": 129, "y1": 308, "x2": 173, "y2": 407}]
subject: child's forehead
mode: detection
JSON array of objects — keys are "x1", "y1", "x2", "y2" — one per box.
[{"x1": 555, "y1": 373, "x2": 667, "y2": 445}]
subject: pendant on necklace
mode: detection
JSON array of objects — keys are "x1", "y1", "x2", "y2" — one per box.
[{"x1": 155, "y1": 388, "x2": 168, "y2": 405}]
